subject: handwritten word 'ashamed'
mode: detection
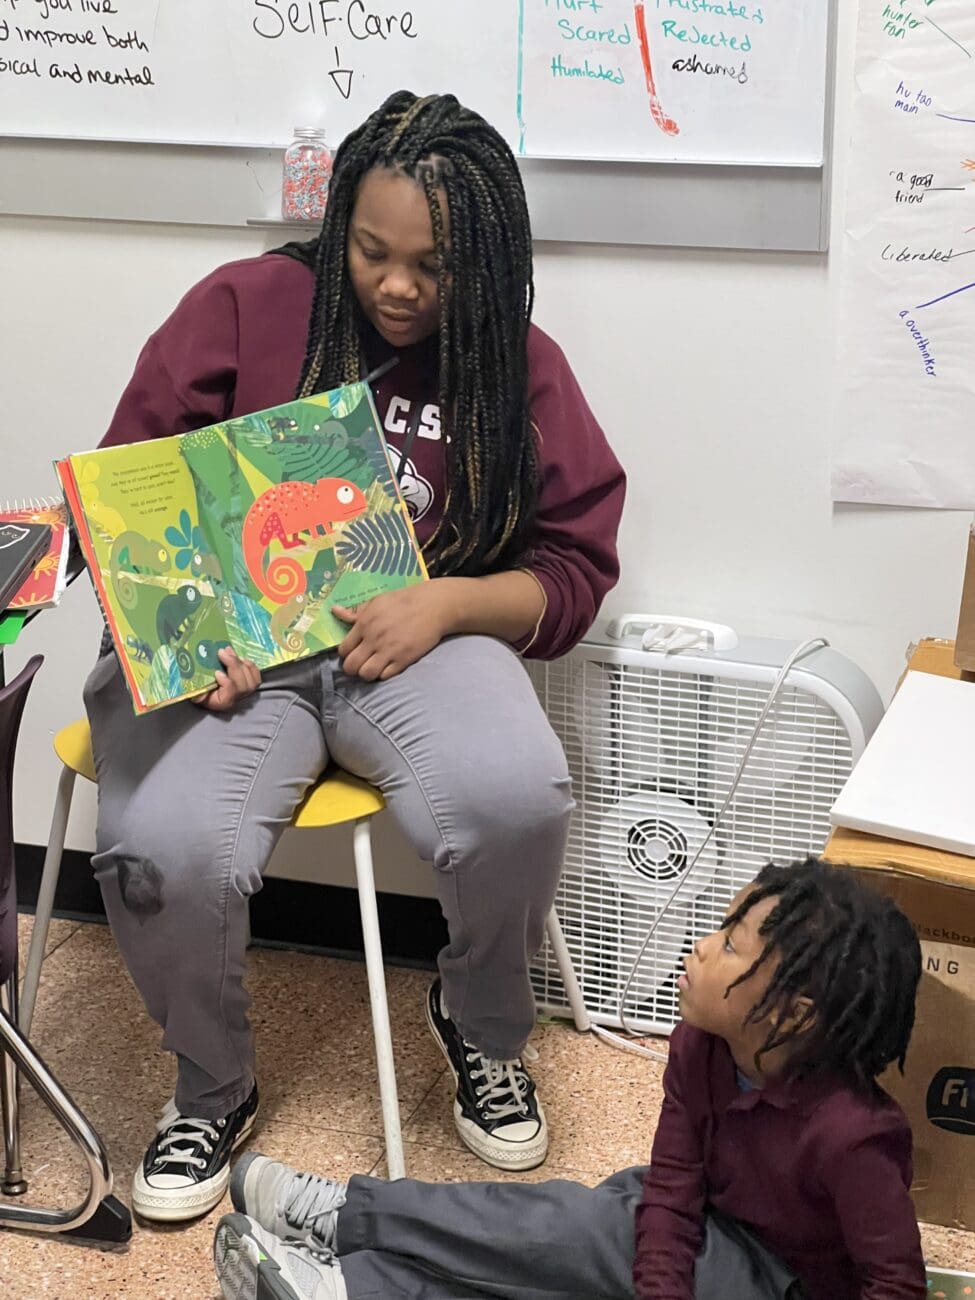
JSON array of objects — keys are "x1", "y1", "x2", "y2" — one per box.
[{"x1": 672, "y1": 53, "x2": 748, "y2": 82}]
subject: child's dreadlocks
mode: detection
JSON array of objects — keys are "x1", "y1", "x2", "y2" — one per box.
[
  {"x1": 724, "y1": 858, "x2": 921, "y2": 1088},
  {"x1": 296, "y1": 90, "x2": 538, "y2": 579}
]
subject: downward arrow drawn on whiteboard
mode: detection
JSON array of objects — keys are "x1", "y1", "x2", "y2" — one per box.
[{"x1": 330, "y1": 69, "x2": 354, "y2": 99}]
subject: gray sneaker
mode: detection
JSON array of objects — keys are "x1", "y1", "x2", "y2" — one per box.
[
  {"x1": 214, "y1": 1212, "x2": 344, "y2": 1300},
  {"x1": 231, "y1": 1153, "x2": 347, "y2": 1252}
]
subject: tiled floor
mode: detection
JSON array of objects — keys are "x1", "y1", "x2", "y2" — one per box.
[{"x1": 2, "y1": 915, "x2": 973, "y2": 1298}]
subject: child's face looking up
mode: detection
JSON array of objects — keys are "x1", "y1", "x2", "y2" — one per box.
[
  {"x1": 347, "y1": 167, "x2": 449, "y2": 350},
  {"x1": 677, "y1": 888, "x2": 783, "y2": 1074}
]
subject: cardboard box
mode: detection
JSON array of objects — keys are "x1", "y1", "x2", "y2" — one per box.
[
  {"x1": 955, "y1": 525, "x2": 975, "y2": 674},
  {"x1": 826, "y1": 637, "x2": 975, "y2": 1229}
]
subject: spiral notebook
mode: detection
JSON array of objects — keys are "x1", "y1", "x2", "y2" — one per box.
[{"x1": 0, "y1": 498, "x2": 71, "y2": 611}]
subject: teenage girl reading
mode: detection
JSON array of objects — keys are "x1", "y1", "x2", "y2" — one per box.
[{"x1": 85, "y1": 91, "x2": 626, "y2": 1222}]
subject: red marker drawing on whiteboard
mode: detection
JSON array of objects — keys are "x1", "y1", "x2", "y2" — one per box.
[{"x1": 634, "y1": 1, "x2": 680, "y2": 136}]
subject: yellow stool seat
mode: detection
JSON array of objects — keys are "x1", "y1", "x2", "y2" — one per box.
[
  {"x1": 53, "y1": 720, "x2": 385, "y2": 827},
  {"x1": 54, "y1": 719, "x2": 97, "y2": 784}
]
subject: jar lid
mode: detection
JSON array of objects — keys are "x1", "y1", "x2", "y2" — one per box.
[{"x1": 293, "y1": 126, "x2": 328, "y2": 139}]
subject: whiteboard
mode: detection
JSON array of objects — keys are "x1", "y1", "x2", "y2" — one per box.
[{"x1": 0, "y1": 0, "x2": 830, "y2": 167}]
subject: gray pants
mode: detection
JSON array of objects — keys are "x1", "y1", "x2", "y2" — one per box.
[
  {"x1": 84, "y1": 636, "x2": 573, "y2": 1118},
  {"x1": 334, "y1": 1168, "x2": 802, "y2": 1300}
]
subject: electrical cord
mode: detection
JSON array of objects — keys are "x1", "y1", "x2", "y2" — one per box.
[{"x1": 589, "y1": 637, "x2": 830, "y2": 1062}]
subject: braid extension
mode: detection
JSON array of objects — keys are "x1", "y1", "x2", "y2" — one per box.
[
  {"x1": 296, "y1": 91, "x2": 538, "y2": 577},
  {"x1": 723, "y1": 858, "x2": 922, "y2": 1090}
]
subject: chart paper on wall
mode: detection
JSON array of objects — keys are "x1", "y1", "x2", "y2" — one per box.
[{"x1": 834, "y1": 0, "x2": 975, "y2": 509}]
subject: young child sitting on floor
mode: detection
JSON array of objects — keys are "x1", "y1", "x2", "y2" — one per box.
[{"x1": 211, "y1": 858, "x2": 927, "y2": 1300}]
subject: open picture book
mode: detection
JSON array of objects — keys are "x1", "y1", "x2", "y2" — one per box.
[{"x1": 57, "y1": 383, "x2": 427, "y2": 714}]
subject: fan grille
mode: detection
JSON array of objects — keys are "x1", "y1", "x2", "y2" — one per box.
[{"x1": 527, "y1": 650, "x2": 856, "y2": 1035}]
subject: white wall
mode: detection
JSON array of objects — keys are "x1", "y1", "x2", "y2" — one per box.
[{"x1": 1, "y1": 0, "x2": 969, "y2": 896}]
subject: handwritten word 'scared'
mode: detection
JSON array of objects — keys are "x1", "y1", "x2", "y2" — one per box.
[
  {"x1": 899, "y1": 311, "x2": 936, "y2": 376},
  {"x1": 664, "y1": 0, "x2": 764, "y2": 24},
  {"x1": 252, "y1": 0, "x2": 417, "y2": 41},
  {"x1": 557, "y1": 19, "x2": 631, "y2": 42},
  {"x1": 661, "y1": 20, "x2": 750, "y2": 50},
  {"x1": 550, "y1": 54, "x2": 624, "y2": 82},
  {"x1": 882, "y1": 4, "x2": 922, "y2": 38},
  {"x1": 882, "y1": 245, "x2": 954, "y2": 263},
  {"x1": 672, "y1": 53, "x2": 747, "y2": 83}
]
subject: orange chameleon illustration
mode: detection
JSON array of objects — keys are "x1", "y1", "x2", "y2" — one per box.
[{"x1": 242, "y1": 477, "x2": 368, "y2": 602}]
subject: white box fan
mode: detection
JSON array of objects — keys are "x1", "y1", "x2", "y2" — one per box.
[{"x1": 526, "y1": 614, "x2": 884, "y2": 1037}]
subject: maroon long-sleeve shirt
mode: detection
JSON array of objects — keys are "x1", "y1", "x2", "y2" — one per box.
[
  {"x1": 99, "y1": 252, "x2": 625, "y2": 660},
  {"x1": 635, "y1": 1022, "x2": 926, "y2": 1300}
]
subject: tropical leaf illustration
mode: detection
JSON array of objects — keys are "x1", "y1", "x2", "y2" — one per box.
[
  {"x1": 335, "y1": 513, "x2": 421, "y2": 577},
  {"x1": 268, "y1": 428, "x2": 371, "y2": 485},
  {"x1": 145, "y1": 646, "x2": 182, "y2": 704}
]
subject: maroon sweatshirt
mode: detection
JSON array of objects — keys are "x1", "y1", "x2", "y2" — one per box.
[
  {"x1": 99, "y1": 253, "x2": 625, "y2": 660},
  {"x1": 635, "y1": 1022, "x2": 926, "y2": 1300}
]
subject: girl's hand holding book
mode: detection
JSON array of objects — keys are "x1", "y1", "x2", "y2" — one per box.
[
  {"x1": 193, "y1": 646, "x2": 261, "y2": 712},
  {"x1": 334, "y1": 583, "x2": 453, "y2": 682}
]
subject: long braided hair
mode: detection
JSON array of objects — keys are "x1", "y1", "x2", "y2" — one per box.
[
  {"x1": 295, "y1": 91, "x2": 538, "y2": 577},
  {"x1": 724, "y1": 858, "x2": 921, "y2": 1088}
]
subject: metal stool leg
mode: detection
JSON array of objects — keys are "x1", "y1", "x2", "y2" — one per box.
[
  {"x1": 1, "y1": 970, "x2": 27, "y2": 1195},
  {"x1": 20, "y1": 763, "x2": 75, "y2": 1037},
  {"x1": 545, "y1": 908, "x2": 591, "y2": 1033},
  {"x1": 0, "y1": 1001, "x2": 130, "y2": 1243},
  {"x1": 352, "y1": 818, "x2": 406, "y2": 1181}
]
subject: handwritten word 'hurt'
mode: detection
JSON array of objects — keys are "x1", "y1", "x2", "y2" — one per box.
[{"x1": 253, "y1": 0, "x2": 417, "y2": 41}]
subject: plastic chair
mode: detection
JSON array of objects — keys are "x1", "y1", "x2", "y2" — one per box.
[
  {"x1": 21, "y1": 719, "x2": 592, "y2": 1186},
  {"x1": 0, "y1": 660, "x2": 130, "y2": 1245}
]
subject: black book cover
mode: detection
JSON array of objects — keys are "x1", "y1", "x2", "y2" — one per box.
[{"x1": 0, "y1": 521, "x2": 53, "y2": 612}]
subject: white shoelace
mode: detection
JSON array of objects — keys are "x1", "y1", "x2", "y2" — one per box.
[
  {"x1": 466, "y1": 1043, "x2": 539, "y2": 1122},
  {"x1": 281, "y1": 1174, "x2": 347, "y2": 1250},
  {"x1": 153, "y1": 1116, "x2": 224, "y2": 1170}
]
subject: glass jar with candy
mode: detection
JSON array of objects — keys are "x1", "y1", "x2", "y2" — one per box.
[{"x1": 282, "y1": 127, "x2": 332, "y2": 222}]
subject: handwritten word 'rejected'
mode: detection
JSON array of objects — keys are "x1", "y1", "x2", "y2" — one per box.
[{"x1": 662, "y1": 20, "x2": 751, "y2": 50}]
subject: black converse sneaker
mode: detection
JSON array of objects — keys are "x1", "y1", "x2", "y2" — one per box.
[
  {"x1": 132, "y1": 1084, "x2": 259, "y2": 1222},
  {"x1": 425, "y1": 979, "x2": 548, "y2": 1171}
]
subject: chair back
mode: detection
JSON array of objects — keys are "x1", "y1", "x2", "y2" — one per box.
[{"x1": 0, "y1": 655, "x2": 43, "y2": 983}]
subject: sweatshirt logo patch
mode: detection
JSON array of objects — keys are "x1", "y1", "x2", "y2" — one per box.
[
  {"x1": 926, "y1": 1067, "x2": 975, "y2": 1135},
  {"x1": 395, "y1": 457, "x2": 434, "y2": 524}
]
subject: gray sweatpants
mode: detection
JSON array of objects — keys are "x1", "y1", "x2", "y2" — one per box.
[
  {"x1": 333, "y1": 1168, "x2": 802, "y2": 1299},
  {"x1": 84, "y1": 636, "x2": 573, "y2": 1119}
]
